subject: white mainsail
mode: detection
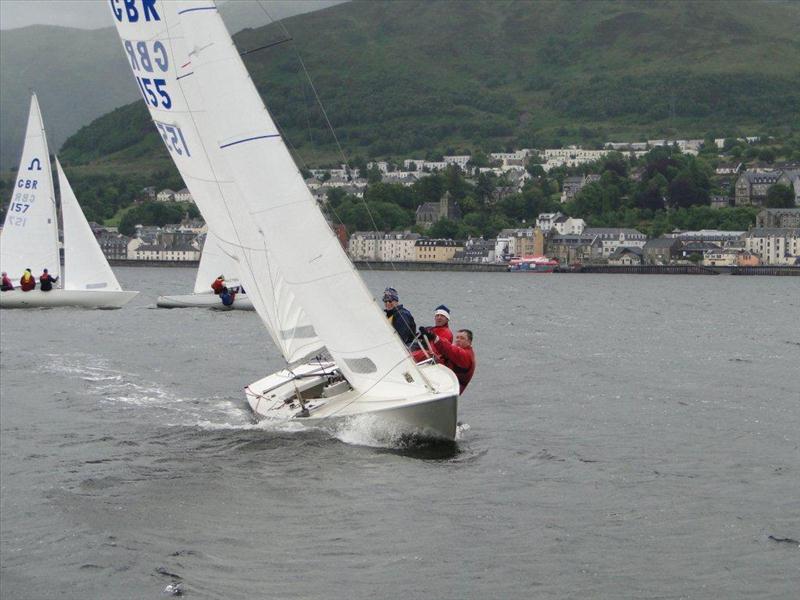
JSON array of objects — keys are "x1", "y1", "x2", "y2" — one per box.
[
  {"x1": 1, "y1": 93, "x2": 60, "y2": 284},
  {"x1": 177, "y1": 2, "x2": 431, "y2": 398},
  {"x1": 110, "y1": 1, "x2": 323, "y2": 364},
  {"x1": 56, "y1": 158, "x2": 124, "y2": 292}
]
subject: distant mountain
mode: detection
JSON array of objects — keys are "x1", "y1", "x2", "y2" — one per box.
[
  {"x1": 53, "y1": 0, "x2": 800, "y2": 172},
  {"x1": 0, "y1": 25, "x2": 139, "y2": 170},
  {"x1": 0, "y1": 2, "x2": 345, "y2": 171}
]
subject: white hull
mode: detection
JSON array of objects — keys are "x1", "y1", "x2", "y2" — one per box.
[
  {"x1": 0, "y1": 289, "x2": 138, "y2": 309},
  {"x1": 156, "y1": 292, "x2": 254, "y2": 310},
  {"x1": 245, "y1": 361, "x2": 460, "y2": 441}
]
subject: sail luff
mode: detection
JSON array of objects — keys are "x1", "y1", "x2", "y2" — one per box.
[{"x1": 178, "y1": 2, "x2": 430, "y2": 397}]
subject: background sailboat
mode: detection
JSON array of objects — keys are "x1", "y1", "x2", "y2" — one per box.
[
  {"x1": 155, "y1": 230, "x2": 254, "y2": 310},
  {"x1": 111, "y1": 1, "x2": 459, "y2": 439},
  {"x1": 0, "y1": 94, "x2": 138, "y2": 309}
]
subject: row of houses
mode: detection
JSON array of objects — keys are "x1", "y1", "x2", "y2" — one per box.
[{"x1": 348, "y1": 209, "x2": 800, "y2": 267}]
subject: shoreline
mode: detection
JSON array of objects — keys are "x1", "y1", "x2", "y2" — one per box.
[{"x1": 108, "y1": 259, "x2": 799, "y2": 275}]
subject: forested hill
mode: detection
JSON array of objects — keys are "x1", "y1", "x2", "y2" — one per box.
[{"x1": 61, "y1": 0, "x2": 800, "y2": 170}]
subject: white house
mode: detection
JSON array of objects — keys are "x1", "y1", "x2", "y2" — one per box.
[
  {"x1": 156, "y1": 188, "x2": 175, "y2": 202},
  {"x1": 173, "y1": 188, "x2": 194, "y2": 203},
  {"x1": 743, "y1": 228, "x2": 800, "y2": 265}
]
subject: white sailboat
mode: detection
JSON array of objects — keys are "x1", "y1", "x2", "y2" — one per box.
[
  {"x1": 0, "y1": 94, "x2": 138, "y2": 309},
  {"x1": 156, "y1": 230, "x2": 254, "y2": 310},
  {"x1": 111, "y1": 1, "x2": 459, "y2": 440}
]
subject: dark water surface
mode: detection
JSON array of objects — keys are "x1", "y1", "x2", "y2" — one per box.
[{"x1": 1, "y1": 267, "x2": 798, "y2": 599}]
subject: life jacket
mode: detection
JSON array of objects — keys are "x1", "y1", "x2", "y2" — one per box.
[{"x1": 211, "y1": 279, "x2": 224, "y2": 294}]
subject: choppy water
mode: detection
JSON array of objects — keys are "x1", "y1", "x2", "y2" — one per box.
[{"x1": 1, "y1": 267, "x2": 798, "y2": 599}]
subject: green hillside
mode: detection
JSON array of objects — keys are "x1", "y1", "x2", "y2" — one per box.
[{"x1": 60, "y1": 0, "x2": 800, "y2": 172}]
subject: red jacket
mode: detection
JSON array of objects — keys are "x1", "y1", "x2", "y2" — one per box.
[
  {"x1": 1, "y1": 274, "x2": 13, "y2": 291},
  {"x1": 19, "y1": 273, "x2": 35, "y2": 291},
  {"x1": 211, "y1": 278, "x2": 225, "y2": 294},
  {"x1": 432, "y1": 325, "x2": 453, "y2": 343},
  {"x1": 433, "y1": 337, "x2": 475, "y2": 394}
]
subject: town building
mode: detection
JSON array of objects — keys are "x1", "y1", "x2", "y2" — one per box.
[
  {"x1": 743, "y1": 228, "x2": 800, "y2": 265},
  {"x1": 453, "y1": 238, "x2": 496, "y2": 263},
  {"x1": 97, "y1": 231, "x2": 131, "y2": 260},
  {"x1": 735, "y1": 169, "x2": 800, "y2": 206},
  {"x1": 156, "y1": 189, "x2": 176, "y2": 202},
  {"x1": 756, "y1": 208, "x2": 800, "y2": 229},
  {"x1": 546, "y1": 233, "x2": 602, "y2": 265},
  {"x1": 583, "y1": 228, "x2": 647, "y2": 257},
  {"x1": 642, "y1": 237, "x2": 682, "y2": 265},
  {"x1": 347, "y1": 231, "x2": 420, "y2": 261},
  {"x1": 414, "y1": 239, "x2": 463, "y2": 262},
  {"x1": 415, "y1": 191, "x2": 462, "y2": 229},
  {"x1": 608, "y1": 247, "x2": 643, "y2": 265}
]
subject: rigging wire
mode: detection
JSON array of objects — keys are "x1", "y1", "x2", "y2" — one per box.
[{"x1": 252, "y1": 0, "x2": 402, "y2": 276}]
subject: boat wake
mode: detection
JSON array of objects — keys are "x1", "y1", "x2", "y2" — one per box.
[
  {"x1": 41, "y1": 353, "x2": 252, "y2": 428},
  {"x1": 41, "y1": 353, "x2": 470, "y2": 451}
]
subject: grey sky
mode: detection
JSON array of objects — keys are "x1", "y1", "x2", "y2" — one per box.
[{"x1": 0, "y1": 0, "x2": 344, "y2": 31}]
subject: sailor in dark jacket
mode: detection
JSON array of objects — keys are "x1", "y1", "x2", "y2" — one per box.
[
  {"x1": 39, "y1": 268, "x2": 58, "y2": 291},
  {"x1": 383, "y1": 287, "x2": 416, "y2": 346}
]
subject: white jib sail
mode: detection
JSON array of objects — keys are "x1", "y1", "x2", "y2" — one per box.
[
  {"x1": 194, "y1": 230, "x2": 239, "y2": 294},
  {"x1": 109, "y1": 1, "x2": 324, "y2": 364},
  {"x1": 56, "y1": 158, "x2": 123, "y2": 292},
  {"x1": 178, "y1": 2, "x2": 431, "y2": 398},
  {"x1": 1, "y1": 93, "x2": 60, "y2": 284}
]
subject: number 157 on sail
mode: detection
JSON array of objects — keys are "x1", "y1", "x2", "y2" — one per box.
[{"x1": 155, "y1": 121, "x2": 191, "y2": 158}]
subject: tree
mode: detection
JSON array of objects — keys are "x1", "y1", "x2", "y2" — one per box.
[
  {"x1": 366, "y1": 164, "x2": 383, "y2": 185},
  {"x1": 766, "y1": 184, "x2": 795, "y2": 208}
]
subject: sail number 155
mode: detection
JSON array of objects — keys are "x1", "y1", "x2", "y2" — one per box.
[{"x1": 136, "y1": 76, "x2": 171, "y2": 109}]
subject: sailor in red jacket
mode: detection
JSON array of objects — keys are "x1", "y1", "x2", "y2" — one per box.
[
  {"x1": 1, "y1": 272, "x2": 14, "y2": 291},
  {"x1": 19, "y1": 269, "x2": 36, "y2": 291},
  {"x1": 420, "y1": 327, "x2": 475, "y2": 394},
  {"x1": 211, "y1": 275, "x2": 225, "y2": 295}
]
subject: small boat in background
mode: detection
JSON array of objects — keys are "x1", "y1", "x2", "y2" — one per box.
[
  {"x1": 1, "y1": 94, "x2": 138, "y2": 309},
  {"x1": 507, "y1": 255, "x2": 559, "y2": 273},
  {"x1": 156, "y1": 231, "x2": 254, "y2": 310}
]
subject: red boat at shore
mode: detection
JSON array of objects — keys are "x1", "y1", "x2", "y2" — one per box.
[{"x1": 507, "y1": 256, "x2": 560, "y2": 273}]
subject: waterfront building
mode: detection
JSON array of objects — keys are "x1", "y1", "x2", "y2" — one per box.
[
  {"x1": 546, "y1": 233, "x2": 602, "y2": 265},
  {"x1": 347, "y1": 231, "x2": 421, "y2": 261},
  {"x1": 743, "y1": 228, "x2": 800, "y2": 265},
  {"x1": 453, "y1": 238, "x2": 496, "y2": 263},
  {"x1": 608, "y1": 247, "x2": 643, "y2": 265},
  {"x1": 642, "y1": 237, "x2": 682, "y2": 265},
  {"x1": 97, "y1": 231, "x2": 130, "y2": 260},
  {"x1": 583, "y1": 228, "x2": 647, "y2": 258},
  {"x1": 414, "y1": 239, "x2": 463, "y2": 262}
]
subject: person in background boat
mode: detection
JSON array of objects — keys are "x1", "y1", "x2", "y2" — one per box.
[
  {"x1": 410, "y1": 305, "x2": 453, "y2": 362},
  {"x1": 383, "y1": 287, "x2": 416, "y2": 346},
  {"x1": 211, "y1": 274, "x2": 225, "y2": 295},
  {"x1": 19, "y1": 269, "x2": 36, "y2": 292},
  {"x1": 220, "y1": 286, "x2": 236, "y2": 307},
  {"x1": 419, "y1": 327, "x2": 475, "y2": 394},
  {"x1": 1, "y1": 272, "x2": 13, "y2": 291},
  {"x1": 39, "y1": 268, "x2": 58, "y2": 292}
]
